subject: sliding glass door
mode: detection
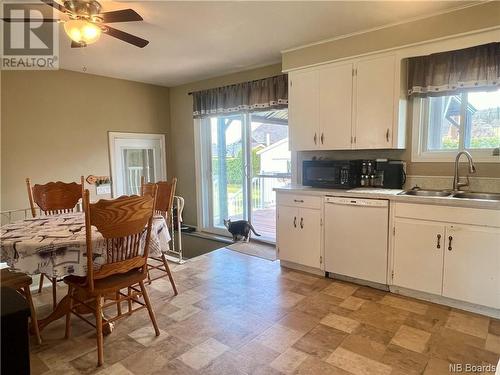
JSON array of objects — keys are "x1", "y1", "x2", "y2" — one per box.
[
  {"x1": 208, "y1": 115, "x2": 247, "y2": 228},
  {"x1": 200, "y1": 110, "x2": 290, "y2": 241}
]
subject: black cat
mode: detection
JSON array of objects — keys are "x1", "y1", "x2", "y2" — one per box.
[{"x1": 224, "y1": 219, "x2": 261, "y2": 242}]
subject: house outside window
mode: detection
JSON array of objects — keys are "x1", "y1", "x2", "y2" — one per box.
[{"x1": 412, "y1": 88, "x2": 500, "y2": 162}]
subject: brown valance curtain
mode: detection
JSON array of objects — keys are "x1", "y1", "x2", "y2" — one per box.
[
  {"x1": 408, "y1": 42, "x2": 500, "y2": 97},
  {"x1": 192, "y1": 74, "x2": 288, "y2": 118}
]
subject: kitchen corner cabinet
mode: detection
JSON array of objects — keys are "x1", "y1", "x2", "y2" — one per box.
[
  {"x1": 392, "y1": 203, "x2": 500, "y2": 309},
  {"x1": 288, "y1": 53, "x2": 405, "y2": 151},
  {"x1": 276, "y1": 194, "x2": 322, "y2": 269}
]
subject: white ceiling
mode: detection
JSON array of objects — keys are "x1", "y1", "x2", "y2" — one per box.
[{"x1": 51, "y1": 1, "x2": 476, "y2": 87}]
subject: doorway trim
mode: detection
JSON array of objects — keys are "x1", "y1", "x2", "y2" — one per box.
[{"x1": 108, "y1": 132, "x2": 167, "y2": 197}]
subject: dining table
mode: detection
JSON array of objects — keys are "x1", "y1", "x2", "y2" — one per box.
[{"x1": 0, "y1": 212, "x2": 171, "y2": 333}]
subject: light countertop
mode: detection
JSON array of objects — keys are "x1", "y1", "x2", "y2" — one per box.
[{"x1": 274, "y1": 185, "x2": 500, "y2": 210}]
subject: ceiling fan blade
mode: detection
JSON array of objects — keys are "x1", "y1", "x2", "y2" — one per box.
[
  {"x1": 40, "y1": 0, "x2": 67, "y2": 13},
  {"x1": 100, "y1": 9, "x2": 143, "y2": 23},
  {"x1": 104, "y1": 26, "x2": 149, "y2": 48},
  {"x1": 71, "y1": 41, "x2": 86, "y2": 48},
  {"x1": 2, "y1": 18, "x2": 59, "y2": 22}
]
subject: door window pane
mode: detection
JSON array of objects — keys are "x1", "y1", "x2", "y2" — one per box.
[
  {"x1": 426, "y1": 95, "x2": 461, "y2": 151},
  {"x1": 210, "y1": 115, "x2": 245, "y2": 227},
  {"x1": 466, "y1": 89, "x2": 500, "y2": 149},
  {"x1": 250, "y1": 109, "x2": 290, "y2": 241},
  {"x1": 123, "y1": 148, "x2": 155, "y2": 195}
]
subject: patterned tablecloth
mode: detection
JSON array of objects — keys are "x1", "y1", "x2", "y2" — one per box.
[{"x1": 0, "y1": 212, "x2": 171, "y2": 278}]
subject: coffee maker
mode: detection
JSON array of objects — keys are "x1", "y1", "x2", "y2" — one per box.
[{"x1": 375, "y1": 160, "x2": 406, "y2": 189}]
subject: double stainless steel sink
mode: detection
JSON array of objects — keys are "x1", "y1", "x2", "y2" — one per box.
[{"x1": 400, "y1": 189, "x2": 500, "y2": 201}]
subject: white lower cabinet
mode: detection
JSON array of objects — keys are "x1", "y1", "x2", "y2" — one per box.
[
  {"x1": 442, "y1": 225, "x2": 500, "y2": 308},
  {"x1": 393, "y1": 204, "x2": 500, "y2": 309},
  {"x1": 277, "y1": 198, "x2": 322, "y2": 270},
  {"x1": 393, "y1": 219, "x2": 444, "y2": 296}
]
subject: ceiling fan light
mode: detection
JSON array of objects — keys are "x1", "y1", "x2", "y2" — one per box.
[{"x1": 64, "y1": 19, "x2": 101, "y2": 45}]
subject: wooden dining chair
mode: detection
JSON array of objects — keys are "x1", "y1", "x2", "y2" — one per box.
[
  {"x1": 1, "y1": 269, "x2": 42, "y2": 344},
  {"x1": 63, "y1": 189, "x2": 160, "y2": 367},
  {"x1": 26, "y1": 176, "x2": 85, "y2": 310},
  {"x1": 140, "y1": 176, "x2": 178, "y2": 295}
]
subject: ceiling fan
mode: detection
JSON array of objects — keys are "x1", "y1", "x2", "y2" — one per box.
[{"x1": 3, "y1": 0, "x2": 149, "y2": 48}]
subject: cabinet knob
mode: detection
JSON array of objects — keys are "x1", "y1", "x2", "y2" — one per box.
[
  {"x1": 314, "y1": 133, "x2": 317, "y2": 145},
  {"x1": 293, "y1": 199, "x2": 304, "y2": 203},
  {"x1": 386, "y1": 128, "x2": 390, "y2": 142},
  {"x1": 320, "y1": 133, "x2": 324, "y2": 144},
  {"x1": 448, "y1": 236, "x2": 453, "y2": 251},
  {"x1": 293, "y1": 216, "x2": 297, "y2": 228},
  {"x1": 300, "y1": 217, "x2": 304, "y2": 229},
  {"x1": 436, "y1": 234, "x2": 441, "y2": 249}
]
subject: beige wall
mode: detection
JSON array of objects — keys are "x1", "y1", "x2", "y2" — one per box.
[
  {"x1": 282, "y1": 2, "x2": 500, "y2": 71},
  {"x1": 168, "y1": 64, "x2": 283, "y2": 225},
  {"x1": 284, "y1": 2, "x2": 500, "y2": 180},
  {"x1": 1, "y1": 69, "x2": 170, "y2": 212}
]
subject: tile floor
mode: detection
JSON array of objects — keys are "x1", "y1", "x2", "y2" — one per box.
[{"x1": 29, "y1": 248, "x2": 500, "y2": 375}]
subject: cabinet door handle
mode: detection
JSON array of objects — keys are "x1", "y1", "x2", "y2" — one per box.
[
  {"x1": 300, "y1": 217, "x2": 304, "y2": 229},
  {"x1": 320, "y1": 133, "x2": 324, "y2": 144},
  {"x1": 293, "y1": 199, "x2": 304, "y2": 203},
  {"x1": 436, "y1": 234, "x2": 441, "y2": 249},
  {"x1": 386, "y1": 128, "x2": 390, "y2": 142},
  {"x1": 448, "y1": 236, "x2": 453, "y2": 251},
  {"x1": 314, "y1": 133, "x2": 317, "y2": 145},
  {"x1": 293, "y1": 216, "x2": 297, "y2": 228}
]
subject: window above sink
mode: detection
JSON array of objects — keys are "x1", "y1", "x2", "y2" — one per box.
[{"x1": 411, "y1": 88, "x2": 500, "y2": 163}]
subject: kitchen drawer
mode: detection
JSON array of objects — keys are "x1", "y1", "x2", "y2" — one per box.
[
  {"x1": 394, "y1": 203, "x2": 500, "y2": 228},
  {"x1": 277, "y1": 193, "x2": 321, "y2": 209}
]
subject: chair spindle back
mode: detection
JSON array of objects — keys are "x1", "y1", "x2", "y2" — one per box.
[
  {"x1": 26, "y1": 177, "x2": 84, "y2": 217},
  {"x1": 82, "y1": 187, "x2": 157, "y2": 291}
]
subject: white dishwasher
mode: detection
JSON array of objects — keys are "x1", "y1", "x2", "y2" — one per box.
[{"x1": 324, "y1": 196, "x2": 389, "y2": 285}]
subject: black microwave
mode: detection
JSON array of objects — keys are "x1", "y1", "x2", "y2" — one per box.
[{"x1": 303, "y1": 160, "x2": 362, "y2": 189}]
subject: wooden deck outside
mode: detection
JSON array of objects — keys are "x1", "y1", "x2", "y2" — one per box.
[
  {"x1": 251, "y1": 207, "x2": 276, "y2": 241},
  {"x1": 229, "y1": 207, "x2": 276, "y2": 241}
]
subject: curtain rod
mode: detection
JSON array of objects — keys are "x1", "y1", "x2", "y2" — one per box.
[{"x1": 187, "y1": 74, "x2": 286, "y2": 96}]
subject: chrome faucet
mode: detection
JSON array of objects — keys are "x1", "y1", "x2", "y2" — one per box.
[{"x1": 453, "y1": 151, "x2": 476, "y2": 191}]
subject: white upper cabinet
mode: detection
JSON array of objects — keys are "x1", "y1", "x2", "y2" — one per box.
[
  {"x1": 289, "y1": 69, "x2": 319, "y2": 151},
  {"x1": 288, "y1": 53, "x2": 406, "y2": 151},
  {"x1": 319, "y1": 63, "x2": 354, "y2": 150},
  {"x1": 354, "y1": 55, "x2": 396, "y2": 149}
]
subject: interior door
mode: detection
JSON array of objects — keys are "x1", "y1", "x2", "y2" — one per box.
[
  {"x1": 443, "y1": 225, "x2": 500, "y2": 308},
  {"x1": 109, "y1": 133, "x2": 166, "y2": 196},
  {"x1": 319, "y1": 63, "x2": 353, "y2": 150},
  {"x1": 393, "y1": 219, "x2": 445, "y2": 295},
  {"x1": 289, "y1": 70, "x2": 319, "y2": 151},
  {"x1": 354, "y1": 54, "x2": 395, "y2": 149}
]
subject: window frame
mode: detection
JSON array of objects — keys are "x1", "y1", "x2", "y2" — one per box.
[
  {"x1": 195, "y1": 111, "x2": 291, "y2": 241},
  {"x1": 411, "y1": 92, "x2": 500, "y2": 163}
]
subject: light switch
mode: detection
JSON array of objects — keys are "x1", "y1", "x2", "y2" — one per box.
[{"x1": 96, "y1": 184, "x2": 111, "y2": 195}]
